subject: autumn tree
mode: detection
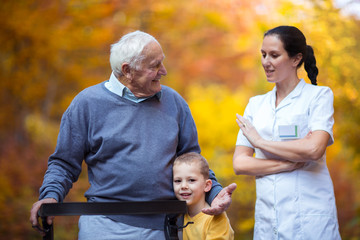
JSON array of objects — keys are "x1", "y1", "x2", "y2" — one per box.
[{"x1": 1, "y1": 0, "x2": 359, "y2": 239}]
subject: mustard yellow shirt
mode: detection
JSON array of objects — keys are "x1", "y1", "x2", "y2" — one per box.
[{"x1": 183, "y1": 212, "x2": 234, "y2": 240}]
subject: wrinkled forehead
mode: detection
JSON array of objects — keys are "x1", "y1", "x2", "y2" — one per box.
[{"x1": 141, "y1": 41, "x2": 165, "y2": 58}]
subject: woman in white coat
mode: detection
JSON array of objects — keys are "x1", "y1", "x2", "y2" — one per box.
[{"x1": 233, "y1": 26, "x2": 341, "y2": 240}]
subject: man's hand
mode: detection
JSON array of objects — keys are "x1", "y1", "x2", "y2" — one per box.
[
  {"x1": 30, "y1": 198, "x2": 57, "y2": 236},
  {"x1": 202, "y1": 183, "x2": 237, "y2": 215}
]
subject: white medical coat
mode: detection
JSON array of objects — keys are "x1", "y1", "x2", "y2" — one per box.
[{"x1": 236, "y1": 79, "x2": 341, "y2": 240}]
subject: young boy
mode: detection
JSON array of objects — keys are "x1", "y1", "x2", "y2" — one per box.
[{"x1": 173, "y1": 152, "x2": 234, "y2": 240}]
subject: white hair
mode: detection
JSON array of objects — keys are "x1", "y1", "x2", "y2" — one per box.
[{"x1": 110, "y1": 30, "x2": 159, "y2": 76}]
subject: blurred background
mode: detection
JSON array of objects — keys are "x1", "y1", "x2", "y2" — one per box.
[{"x1": 1, "y1": 0, "x2": 359, "y2": 239}]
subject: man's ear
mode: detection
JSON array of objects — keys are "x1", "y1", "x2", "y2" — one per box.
[
  {"x1": 204, "y1": 179, "x2": 212, "y2": 193},
  {"x1": 121, "y1": 63, "x2": 132, "y2": 79},
  {"x1": 293, "y1": 53, "x2": 303, "y2": 67}
]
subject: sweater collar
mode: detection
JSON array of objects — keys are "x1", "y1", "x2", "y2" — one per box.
[{"x1": 106, "y1": 72, "x2": 162, "y2": 101}]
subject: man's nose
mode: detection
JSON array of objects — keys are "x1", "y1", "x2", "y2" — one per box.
[{"x1": 159, "y1": 63, "x2": 167, "y2": 76}]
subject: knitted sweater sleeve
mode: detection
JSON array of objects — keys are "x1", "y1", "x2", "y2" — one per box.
[{"x1": 39, "y1": 100, "x2": 87, "y2": 202}]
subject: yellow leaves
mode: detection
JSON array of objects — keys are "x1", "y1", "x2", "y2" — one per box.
[
  {"x1": 0, "y1": 174, "x2": 14, "y2": 206},
  {"x1": 342, "y1": 82, "x2": 359, "y2": 102},
  {"x1": 237, "y1": 217, "x2": 255, "y2": 232},
  {"x1": 203, "y1": 11, "x2": 231, "y2": 31},
  {"x1": 187, "y1": 84, "x2": 247, "y2": 157},
  {"x1": 186, "y1": 83, "x2": 251, "y2": 186},
  {"x1": 186, "y1": 84, "x2": 258, "y2": 235},
  {"x1": 25, "y1": 113, "x2": 59, "y2": 148},
  {"x1": 0, "y1": 0, "x2": 359, "y2": 238}
]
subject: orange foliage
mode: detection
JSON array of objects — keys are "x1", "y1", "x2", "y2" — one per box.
[{"x1": 1, "y1": 0, "x2": 360, "y2": 239}]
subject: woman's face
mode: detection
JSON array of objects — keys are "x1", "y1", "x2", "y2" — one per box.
[{"x1": 261, "y1": 35, "x2": 298, "y2": 84}]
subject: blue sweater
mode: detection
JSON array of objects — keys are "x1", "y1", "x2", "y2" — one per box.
[{"x1": 39, "y1": 82, "x2": 222, "y2": 229}]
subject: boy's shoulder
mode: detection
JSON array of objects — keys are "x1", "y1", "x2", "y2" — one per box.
[
  {"x1": 184, "y1": 212, "x2": 234, "y2": 239},
  {"x1": 184, "y1": 211, "x2": 229, "y2": 224}
]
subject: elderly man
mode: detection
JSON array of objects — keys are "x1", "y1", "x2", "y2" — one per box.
[{"x1": 30, "y1": 30, "x2": 236, "y2": 239}]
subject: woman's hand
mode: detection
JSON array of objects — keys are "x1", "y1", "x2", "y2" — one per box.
[
  {"x1": 256, "y1": 160, "x2": 305, "y2": 177},
  {"x1": 237, "y1": 111, "x2": 329, "y2": 161},
  {"x1": 236, "y1": 113, "x2": 263, "y2": 148}
]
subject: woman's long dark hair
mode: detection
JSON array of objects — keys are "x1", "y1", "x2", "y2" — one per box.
[{"x1": 264, "y1": 26, "x2": 318, "y2": 85}]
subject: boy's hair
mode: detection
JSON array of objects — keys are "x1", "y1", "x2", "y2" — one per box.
[{"x1": 174, "y1": 152, "x2": 209, "y2": 179}]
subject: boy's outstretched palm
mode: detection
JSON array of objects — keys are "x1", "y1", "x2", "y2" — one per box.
[{"x1": 202, "y1": 183, "x2": 237, "y2": 215}]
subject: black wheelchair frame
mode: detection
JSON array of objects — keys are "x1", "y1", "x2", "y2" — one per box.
[{"x1": 37, "y1": 201, "x2": 187, "y2": 240}]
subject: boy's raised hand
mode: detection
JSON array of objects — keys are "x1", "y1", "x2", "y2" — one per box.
[{"x1": 202, "y1": 183, "x2": 237, "y2": 215}]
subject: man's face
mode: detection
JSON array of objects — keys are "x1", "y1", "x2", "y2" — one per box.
[{"x1": 128, "y1": 41, "x2": 167, "y2": 98}]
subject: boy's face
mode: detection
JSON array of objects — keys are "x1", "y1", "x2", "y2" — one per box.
[{"x1": 173, "y1": 162, "x2": 212, "y2": 208}]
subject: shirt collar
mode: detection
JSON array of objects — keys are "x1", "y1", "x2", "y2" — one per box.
[
  {"x1": 286, "y1": 78, "x2": 306, "y2": 99},
  {"x1": 271, "y1": 79, "x2": 306, "y2": 110},
  {"x1": 108, "y1": 72, "x2": 126, "y2": 97},
  {"x1": 107, "y1": 72, "x2": 162, "y2": 101}
]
